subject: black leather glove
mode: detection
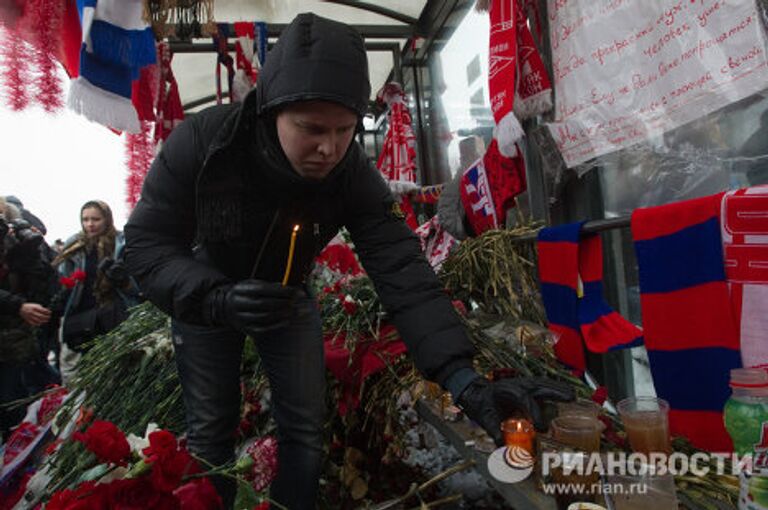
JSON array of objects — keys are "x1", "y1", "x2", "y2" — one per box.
[
  {"x1": 456, "y1": 377, "x2": 576, "y2": 445},
  {"x1": 202, "y1": 280, "x2": 303, "y2": 336},
  {"x1": 98, "y1": 257, "x2": 128, "y2": 286}
]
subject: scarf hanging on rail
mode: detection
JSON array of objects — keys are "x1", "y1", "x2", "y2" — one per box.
[
  {"x1": 213, "y1": 22, "x2": 235, "y2": 104},
  {"x1": 486, "y1": 0, "x2": 523, "y2": 157},
  {"x1": 67, "y1": 0, "x2": 156, "y2": 133},
  {"x1": 376, "y1": 83, "x2": 417, "y2": 183},
  {"x1": 154, "y1": 41, "x2": 184, "y2": 145},
  {"x1": 459, "y1": 138, "x2": 526, "y2": 235},
  {"x1": 479, "y1": 0, "x2": 553, "y2": 154},
  {"x1": 632, "y1": 192, "x2": 739, "y2": 452},
  {"x1": 460, "y1": 149, "x2": 499, "y2": 236},
  {"x1": 376, "y1": 82, "x2": 419, "y2": 229},
  {"x1": 232, "y1": 22, "x2": 265, "y2": 102},
  {"x1": 720, "y1": 185, "x2": 768, "y2": 369},
  {"x1": 513, "y1": 2, "x2": 552, "y2": 120},
  {"x1": 537, "y1": 222, "x2": 643, "y2": 371}
]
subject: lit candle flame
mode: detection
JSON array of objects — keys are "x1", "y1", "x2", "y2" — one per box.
[{"x1": 282, "y1": 224, "x2": 300, "y2": 286}]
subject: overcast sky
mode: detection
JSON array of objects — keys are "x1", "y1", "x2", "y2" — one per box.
[{"x1": 2, "y1": 76, "x2": 129, "y2": 244}]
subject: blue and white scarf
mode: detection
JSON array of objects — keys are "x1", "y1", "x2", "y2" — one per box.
[{"x1": 67, "y1": 0, "x2": 156, "y2": 133}]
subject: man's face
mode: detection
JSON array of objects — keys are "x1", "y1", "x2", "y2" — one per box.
[{"x1": 275, "y1": 100, "x2": 358, "y2": 180}]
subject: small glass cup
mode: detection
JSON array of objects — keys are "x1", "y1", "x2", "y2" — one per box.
[
  {"x1": 617, "y1": 396, "x2": 671, "y2": 455},
  {"x1": 605, "y1": 467, "x2": 678, "y2": 510},
  {"x1": 501, "y1": 418, "x2": 536, "y2": 455},
  {"x1": 547, "y1": 417, "x2": 605, "y2": 509},
  {"x1": 550, "y1": 415, "x2": 605, "y2": 453},
  {"x1": 557, "y1": 399, "x2": 602, "y2": 418}
]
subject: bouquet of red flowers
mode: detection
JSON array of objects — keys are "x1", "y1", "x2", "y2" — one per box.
[{"x1": 45, "y1": 419, "x2": 279, "y2": 509}]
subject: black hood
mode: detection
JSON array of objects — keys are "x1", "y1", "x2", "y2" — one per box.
[
  {"x1": 255, "y1": 12, "x2": 371, "y2": 117},
  {"x1": 197, "y1": 13, "x2": 370, "y2": 210}
]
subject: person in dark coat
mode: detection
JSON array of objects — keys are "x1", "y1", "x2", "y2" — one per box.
[
  {"x1": 0, "y1": 197, "x2": 58, "y2": 439},
  {"x1": 125, "y1": 13, "x2": 573, "y2": 509},
  {"x1": 4, "y1": 196, "x2": 47, "y2": 236}
]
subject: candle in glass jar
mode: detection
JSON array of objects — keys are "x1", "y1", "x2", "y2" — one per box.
[{"x1": 501, "y1": 418, "x2": 536, "y2": 455}]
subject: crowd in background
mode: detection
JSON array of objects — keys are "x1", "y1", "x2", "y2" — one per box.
[{"x1": 0, "y1": 196, "x2": 140, "y2": 442}]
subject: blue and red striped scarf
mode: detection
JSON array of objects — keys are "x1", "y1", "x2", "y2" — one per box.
[
  {"x1": 632, "y1": 193, "x2": 740, "y2": 452},
  {"x1": 538, "y1": 222, "x2": 643, "y2": 371}
]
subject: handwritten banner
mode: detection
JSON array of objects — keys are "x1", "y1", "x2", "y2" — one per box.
[{"x1": 546, "y1": 0, "x2": 768, "y2": 167}]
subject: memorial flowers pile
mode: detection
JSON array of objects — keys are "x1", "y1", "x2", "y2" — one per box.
[
  {"x1": 44, "y1": 418, "x2": 280, "y2": 509},
  {"x1": 46, "y1": 421, "x2": 222, "y2": 509}
]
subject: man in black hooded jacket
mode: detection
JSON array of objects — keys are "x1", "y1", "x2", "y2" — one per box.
[{"x1": 125, "y1": 13, "x2": 573, "y2": 509}]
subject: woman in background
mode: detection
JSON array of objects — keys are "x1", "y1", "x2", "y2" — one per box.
[{"x1": 53, "y1": 200, "x2": 140, "y2": 385}]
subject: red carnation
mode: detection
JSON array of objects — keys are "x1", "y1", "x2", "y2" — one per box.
[
  {"x1": 253, "y1": 503, "x2": 270, "y2": 510},
  {"x1": 591, "y1": 386, "x2": 608, "y2": 405},
  {"x1": 153, "y1": 449, "x2": 198, "y2": 492},
  {"x1": 73, "y1": 420, "x2": 131, "y2": 466},
  {"x1": 451, "y1": 300, "x2": 468, "y2": 316},
  {"x1": 174, "y1": 478, "x2": 223, "y2": 510},
  {"x1": 59, "y1": 269, "x2": 87, "y2": 289},
  {"x1": 142, "y1": 430, "x2": 178, "y2": 462},
  {"x1": 46, "y1": 481, "x2": 108, "y2": 510},
  {"x1": 317, "y1": 244, "x2": 362, "y2": 275},
  {"x1": 244, "y1": 436, "x2": 279, "y2": 492},
  {"x1": 142, "y1": 430, "x2": 199, "y2": 492},
  {"x1": 59, "y1": 276, "x2": 76, "y2": 289},
  {"x1": 107, "y1": 477, "x2": 180, "y2": 509},
  {"x1": 342, "y1": 298, "x2": 357, "y2": 315}
]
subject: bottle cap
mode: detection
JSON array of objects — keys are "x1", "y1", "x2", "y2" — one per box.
[{"x1": 730, "y1": 368, "x2": 768, "y2": 388}]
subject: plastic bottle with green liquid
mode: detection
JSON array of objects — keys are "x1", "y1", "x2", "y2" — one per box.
[{"x1": 724, "y1": 368, "x2": 768, "y2": 510}]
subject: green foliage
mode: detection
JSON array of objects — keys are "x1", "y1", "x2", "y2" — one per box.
[{"x1": 50, "y1": 302, "x2": 182, "y2": 488}]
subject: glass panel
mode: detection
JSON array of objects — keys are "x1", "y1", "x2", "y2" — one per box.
[
  {"x1": 553, "y1": 91, "x2": 768, "y2": 396},
  {"x1": 419, "y1": 7, "x2": 496, "y2": 183}
]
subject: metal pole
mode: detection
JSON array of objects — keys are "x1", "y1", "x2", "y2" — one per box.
[{"x1": 508, "y1": 215, "x2": 631, "y2": 244}]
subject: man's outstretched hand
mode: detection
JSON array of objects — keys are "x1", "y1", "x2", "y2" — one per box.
[{"x1": 456, "y1": 376, "x2": 576, "y2": 445}]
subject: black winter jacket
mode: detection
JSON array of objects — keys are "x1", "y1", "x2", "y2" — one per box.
[
  {"x1": 0, "y1": 241, "x2": 57, "y2": 362},
  {"x1": 124, "y1": 13, "x2": 476, "y2": 386}
]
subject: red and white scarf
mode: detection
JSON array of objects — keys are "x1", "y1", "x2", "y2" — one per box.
[
  {"x1": 488, "y1": 0, "x2": 524, "y2": 157},
  {"x1": 486, "y1": 0, "x2": 553, "y2": 154}
]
